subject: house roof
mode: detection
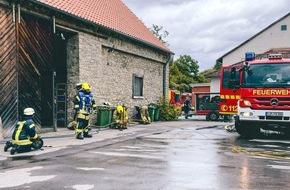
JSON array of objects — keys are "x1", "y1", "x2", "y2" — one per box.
[
  {"x1": 34, "y1": 0, "x2": 171, "y2": 53},
  {"x1": 217, "y1": 11, "x2": 290, "y2": 63},
  {"x1": 212, "y1": 48, "x2": 290, "y2": 77}
]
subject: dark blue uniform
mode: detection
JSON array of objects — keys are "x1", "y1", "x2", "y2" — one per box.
[
  {"x1": 12, "y1": 115, "x2": 38, "y2": 152},
  {"x1": 74, "y1": 90, "x2": 96, "y2": 139}
]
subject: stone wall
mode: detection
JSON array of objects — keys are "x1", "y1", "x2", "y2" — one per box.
[{"x1": 67, "y1": 32, "x2": 170, "y2": 118}]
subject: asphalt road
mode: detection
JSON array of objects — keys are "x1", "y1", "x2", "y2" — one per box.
[{"x1": 0, "y1": 118, "x2": 290, "y2": 190}]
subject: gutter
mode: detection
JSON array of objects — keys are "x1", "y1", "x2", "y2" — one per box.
[{"x1": 163, "y1": 53, "x2": 174, "y2": 98}]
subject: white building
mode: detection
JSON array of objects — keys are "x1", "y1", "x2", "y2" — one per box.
[{"x1": 212, "y1": 11, "x2": 290, "y2": 92}]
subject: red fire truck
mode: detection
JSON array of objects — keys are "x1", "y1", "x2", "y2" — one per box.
[
  {"x1": 168, "y1": 90, "x2": 192, "y2": 106},
  {"x1": 220, "y1": 52, "x2": 290, "y2": 137}
]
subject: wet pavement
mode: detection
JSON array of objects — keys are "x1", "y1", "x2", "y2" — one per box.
[{"x1": 0, "y1": 117, "x2": 290, "y2": 190}]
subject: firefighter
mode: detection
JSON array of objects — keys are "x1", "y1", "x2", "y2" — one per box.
[
  {"x1": 113, "y1": 105, "x2": 128, "y2": 129},
  {"x1": 184, "y1": 96, "x2": 191, "y2": 119},
  {"x1": 140, "y1": 105, "x2": 151, "y2": 124},
  {"x1": 67, "y1": 83, "x2": 83, "y2": 130},
  {"x1": 74, "y1": 82, "x2": 97, "y2": 139},
  {"x1": 4, "y1": 108, "x2": 40, "y2": 154}
]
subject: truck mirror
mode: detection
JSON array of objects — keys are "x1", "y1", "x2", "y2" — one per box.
[
  {"x1": 228, "y1": 67, "x2": 240, "y2": 90},
  {"x1": 230, "y1": 67, "x2": 236, "y2": 79},
  {"x1": 247, "y1": 69, "x2": 253, "y2": 76}
]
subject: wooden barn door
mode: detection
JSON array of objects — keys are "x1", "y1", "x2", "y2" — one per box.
[
  {"x1": 18, "y1": 11, "x2": 55, "y2": 130},
  {"x1": 0, "y1": 6, "x2": 18, "y2": 135}
]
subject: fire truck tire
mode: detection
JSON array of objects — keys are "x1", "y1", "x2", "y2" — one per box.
[
  {"x1": 223, "y1": 114, "x2": 232, "y2": 122},
  {"x1": 208, "y1": 112, "x2": 219, "y2": 121}
]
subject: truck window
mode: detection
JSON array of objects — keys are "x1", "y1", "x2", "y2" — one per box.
[
  {"x1": 243, "y1": 63, "x2": 290, "y2": 87},
  {"x1": 222, "y1": 68, "x2": 240, "y2": 89}
]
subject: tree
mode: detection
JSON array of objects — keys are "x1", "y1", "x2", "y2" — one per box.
[
  {"x1": 169, "y1": 55, "x2": 199, "y2": 92},
  {"x1": 174, "y1": 55, "x2": 199, "y2": 79},
  {"x1": 213, "y1": 61, "x2": 222, "y2": 71},
  {"x1": 150, "y1": 24, "x2": 169, "y2": 46},
  {"x1": 197, "y1": 68, "x2": 215, "y2": 83}
]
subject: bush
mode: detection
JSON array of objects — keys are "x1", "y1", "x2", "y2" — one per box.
[{"x1": 157, "y1": 97, "x2": 181, "y2": 121}]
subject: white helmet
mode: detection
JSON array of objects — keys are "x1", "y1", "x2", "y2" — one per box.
[{"x1": 23, "y1": 108, "x2": 35, "y2": 116}]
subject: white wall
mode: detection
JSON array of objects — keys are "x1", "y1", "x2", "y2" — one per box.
[
  {"x1": 210, "y1": 77, "x2": 220, "y2": 93},
  {"x1": 223, "y1": 15, "x2": 290, "y2": 66}
]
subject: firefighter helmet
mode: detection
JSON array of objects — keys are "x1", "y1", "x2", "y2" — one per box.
[
  {"x1": 82, "y1": 82, "x2": 91, "y2": 91},
  {"x1": 23, "y1": 108, "x2": 35, "y2": 116},
  {"x1": 75, "y1": 83, "x2": 82, "y2": 91},
  {"x1": 117, "y1": 105, "x2": 124, "y2": 113}
]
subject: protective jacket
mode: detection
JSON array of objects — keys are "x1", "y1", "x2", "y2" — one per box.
[
  {"x1": 12, "y1": 116, "x2": 38, "y2": 146},
  {"x1": 74, "y1": 90, "x2": 97, "y2": 120},
  {"x1": 113, "y1": 106, "x2": 128, "y2": 127}
]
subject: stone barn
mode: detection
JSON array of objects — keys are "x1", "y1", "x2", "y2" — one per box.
[{"x1": 0, "y1": 0, "x2": 173, "y2": 137}]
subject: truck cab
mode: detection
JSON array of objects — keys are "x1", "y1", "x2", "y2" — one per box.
[{"x1": 226, "y1": 52, "x2": 290, "y2": 137}]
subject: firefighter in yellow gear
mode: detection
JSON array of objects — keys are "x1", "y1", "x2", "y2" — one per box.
[
  {"x1": 4, "y1": 108, "x2": 40, "y2": 155},
  {"x1": 140, "y1": 105, "x2": 151, "y2": 124},
  {"x1": 73, "y1": 82, "x2": 97, "y2": 139},
  {"x1": 113, "y1": 105, "x2": 128, "y2": 129}
]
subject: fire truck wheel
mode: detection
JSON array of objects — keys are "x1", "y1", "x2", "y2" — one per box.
[{"x1": 208, "y1": 112, "x2": 219, "y2": 121}]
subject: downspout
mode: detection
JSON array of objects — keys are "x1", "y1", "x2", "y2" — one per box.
[{"x1": 163, "y1": 53, "x2": 173, "y2": 98}]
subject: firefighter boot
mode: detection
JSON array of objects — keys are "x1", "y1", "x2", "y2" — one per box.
[
  {"x1": 10, "y1": 145, "x2": 18, "y2": 155},
  {"x1": 83, "y1": 132, "x2": 92, "y2": 138},
  {"x1": 76, "y1": 133, "x2": 84, "y2": 140},
  {"x1": 4, "y1": 141, "x2": 13, "y2": 152}
]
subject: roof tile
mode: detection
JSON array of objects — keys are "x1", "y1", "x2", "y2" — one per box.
[{"x1": 36, "y1": 0, "x2": 170, "y2": 52}]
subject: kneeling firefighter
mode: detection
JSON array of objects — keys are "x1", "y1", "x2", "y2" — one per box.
[
  {"x1": 140, "y1": 105, "x2": 151, "y2": 124},
  {"x1": 74, "y1": 82, "x2": 97, "y2": 140},
  {"x1": 113, "y1": 105, "x2": 128, "y2": 129},
  {"x1": 4, "y1": 108, "x2": 42, "y2": 155}
]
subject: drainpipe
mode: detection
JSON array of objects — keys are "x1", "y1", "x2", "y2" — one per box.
[{"x1": 163, "y1": 53, "x2": 173, "y2": 98}]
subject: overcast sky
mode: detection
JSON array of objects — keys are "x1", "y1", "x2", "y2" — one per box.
[{"x1": 122, "y1": 0, "x2": 290, "y2": 71}]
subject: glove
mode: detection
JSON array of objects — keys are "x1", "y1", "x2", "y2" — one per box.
[{"x1": 30, "y1": 135, "x2": 40, "y2": 142}]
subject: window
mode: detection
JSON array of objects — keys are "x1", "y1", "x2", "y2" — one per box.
[
  {"x1": 133, "y1": 74, "x2": 143, "y2": 98},
  {"x1": 281, "y1": 25, "x2": 287, "y2": 31},
  {"x1": 222, "y1": 67, "x2": 240, "y2": 89}
]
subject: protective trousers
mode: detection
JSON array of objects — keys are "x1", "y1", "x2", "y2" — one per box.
[
  {"x1": 141, "y1": 105, "x2": 150, "y2": 124},
  {"x1": 75, "y1": 113, "x2": 91, "y2": 139}
]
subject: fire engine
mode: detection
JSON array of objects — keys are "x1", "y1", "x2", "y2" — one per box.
[
  {"x1": 169, "y1": 89, "x2": 230, "y2": 121},
  {"x1": 220, "y1": 52, "x2": 290, "y2": 137},
  {"x1": 168, "y1": 89, "x2": 191, "y2": 107}
]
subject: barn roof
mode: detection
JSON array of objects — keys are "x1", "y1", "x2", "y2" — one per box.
[{"x1": 34, "y1": 0, "x2": 171, "y2": 53}]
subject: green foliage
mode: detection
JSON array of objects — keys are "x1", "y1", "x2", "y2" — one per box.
[
  {"x1": 213, "y1": 61, "x2": 222, "y2": 71},
  {"x1": 169, "y1": 55, "x2": 199, "y2": 92},
  {"x1": 157, "y1": 97, "x2": 180, "y2": 121},
  {"x1": 197, "y1": 68, "x2": 215, "y2": 83},
  {"x1": 150, "y1": 24, "x2": 169, "y2": 46},
  {"x1": 175, "y1": 55, "x2": 199, "y2": 78}
]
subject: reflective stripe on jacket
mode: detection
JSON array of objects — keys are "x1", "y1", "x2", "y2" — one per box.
[{"x1": 12, "y1": 118, "x2": 38, "y2": 145}]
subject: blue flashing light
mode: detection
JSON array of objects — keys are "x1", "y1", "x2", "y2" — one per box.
[{"x1": 245, "y1": 52, "x2": 255, "y2": 61}]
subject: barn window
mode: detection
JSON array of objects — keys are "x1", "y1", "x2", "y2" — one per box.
[
  {"x1": 281, "y1": 25, "x2": 287, "y2": 31},
  {"x1": 133, "y1": 74, "x2": 143, "y2": 98}
]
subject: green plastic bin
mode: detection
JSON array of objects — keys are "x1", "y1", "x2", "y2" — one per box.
[
  {"x1": 96, "y1": 106, "x2": 110, "y2": 127},
  {"x1": 110, "y1": 106, "x2": 116, "y2": 124},
  {"x1": 154, "y1": 107, "x2": 160, "y2": 121},
  {"x1": 148, "y1": 105, "x2": 155, "y2": 122}
]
